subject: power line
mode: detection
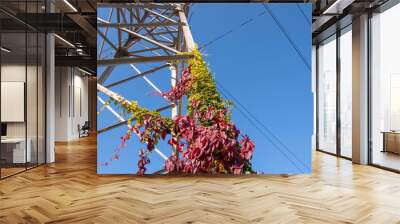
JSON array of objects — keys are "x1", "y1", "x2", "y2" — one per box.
[
  {"x1": 198, "y1": 11, "x2": 267, "y2": 50},
  {"x1": 193, "y1": 4, "x2": 311, "y2": 171},
  {"x1": 197, "y1": 4, "x2": 311, "y2": 72},
  {"x1": 188, "y1": 3, "x2": 195, "y2": 23},
  {"x1": 262, "y1": 3, "x2": 311, "y2": 71},
  {"x1": 216, "y1": 81, "x2": 310, "y2": 172},
  {"x1": 216, "y1": 80, "x2": 310, "y2": 171},
  {"x1": 216, "y1": 87, "x2": 305, "y2": 173},
  {"x1": 296, "y1": 3, "x2": 311, "y2": 26},
  {"x1": 188, "y1": 11, "x2": 194, "y2": 23}
]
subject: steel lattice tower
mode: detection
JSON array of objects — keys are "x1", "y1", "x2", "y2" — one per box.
[{"x1": 97, "y1": 2, "x2": 195, "y2": 168}]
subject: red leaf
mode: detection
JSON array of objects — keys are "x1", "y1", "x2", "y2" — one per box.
[{"x1": 161, "y1": 130, "x2": 167, "y2": 140}]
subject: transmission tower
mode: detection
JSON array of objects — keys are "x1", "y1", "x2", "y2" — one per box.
[{"x1": 97, "y1": 2, "x2": 195, "y2": 169}]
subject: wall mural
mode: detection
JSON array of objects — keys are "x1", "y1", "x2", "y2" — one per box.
[{"x1": 97, "y1": 3, "x2": 312, "y2": 175}]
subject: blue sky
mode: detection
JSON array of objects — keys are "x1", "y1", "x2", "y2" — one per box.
[{"x1": 97, "y1": 3, "x2": 313, "y2": 174}]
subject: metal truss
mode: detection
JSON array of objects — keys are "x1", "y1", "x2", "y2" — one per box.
[{"x1": 97, "y1": 3, "x2": 195, "y2": 164}]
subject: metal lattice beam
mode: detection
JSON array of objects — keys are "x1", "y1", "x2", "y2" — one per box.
[{"x1": 97, "y1": 3, "x2": 195, "y2": 165}]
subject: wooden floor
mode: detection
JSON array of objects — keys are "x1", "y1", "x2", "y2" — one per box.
[
  {"x1": 1, "y1": 136, "x2": 400, "y2": 223},
  {"x1": 373, "y1": 151, "x2": 400, "y2": 171},
  {"x1": 1, "y1": 167, "x2": 26, "y2": 178}
]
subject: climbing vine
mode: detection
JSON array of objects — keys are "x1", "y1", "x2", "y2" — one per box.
[
  {"x1": 101, "y1": 49, "x2": 255, "y2": 175},
  {"x1": 186, "y1": 50, "x2": 229, "y2": 119}
]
